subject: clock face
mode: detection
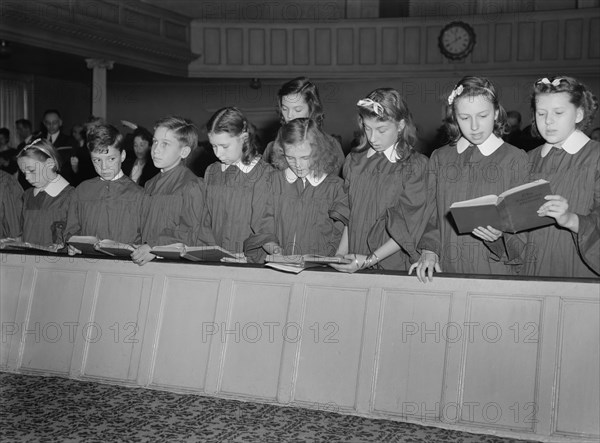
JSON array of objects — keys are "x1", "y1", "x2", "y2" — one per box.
[{"x1": 439, "y1": 22, "x2": 475, "y2": 60}]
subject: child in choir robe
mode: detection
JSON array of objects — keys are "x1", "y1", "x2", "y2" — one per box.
[
  {"x1": 410, "y1": 76, "x2": 529, "y2": 282},
  {"x1": 16, "y1": 139, "x2": 74, "y2": 248},
  {"x1": 244, "y1": 118, "x2": 348, "y2": 261},
  {"x1": 523, "y1": 76, "x2": 599, "y2": 277},
  {"x1": 0, "y1": 169, "x2": 23, "y2": 240},
  {"x1": 204, "y1": 107, "x2": 272, "y2": 260},
  {"x1": 64, "y1": 124, "x2": 144, "y2": 254},
  {"x1": 262, "y1": 77, "x2": 345, "y2": 170},
  {"x1": 330, "y1": 88, "x2": 430, "y2": 273},
  {"x1": 131, "y1": 116, "x2": 209, "y2": 266}
]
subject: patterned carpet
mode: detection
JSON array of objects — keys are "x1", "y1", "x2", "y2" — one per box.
[{"x1": 0, "y1": 372, "x2": 535, "y2": 443}]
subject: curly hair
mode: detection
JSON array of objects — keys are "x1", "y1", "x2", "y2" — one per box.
[
  {"x1": 530, "y1": 76, "x2": 599, "y2": 137},
  {"x1": 86, "y1": 123, "x2": 123, "y2": 154},
  {"x1": 16, "y1": 138, "x2": 61, "y2": 173},
  {"x1": 271, "y1": 118, "x2": 340, "y2": 177},
  {"x1": 277, "y1": 77, "x2": 325, "y2": 126},
  {"x1": 445, "y1": 76, "x2": 507, "y2": 144},
  {"x1": 154, "y1": 115, "x2": 198, "y2": 151},
  {"x1": 206, "y1": 107, "x2": 259, "y2": 165},
  {"x1": 355, "y1": 88, "x2": 417, "y2": 161}
]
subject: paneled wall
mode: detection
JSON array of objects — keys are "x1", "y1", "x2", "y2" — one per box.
[
  {"x1": 1, "y1": 252, "x2": 598, "y2": 442},
  {"x1": 189, "y1": 8, "x2": 600, "y2": 78}
]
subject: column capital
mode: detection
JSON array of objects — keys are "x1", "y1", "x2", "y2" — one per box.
[{"x1": 85, "y1": 58, "x2": 114, "y2": 70}]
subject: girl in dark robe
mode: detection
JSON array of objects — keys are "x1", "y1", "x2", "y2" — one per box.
[
  {"x1": 523, "y1": 76, "x2": 599, "y2": 278},
  {"x1": 131, "y1": 116, "x2": 210, "y2": 266},
  {"x1": 203, "y1": 107, "x2": 272, "y2": 261},
  {"x1": 262, "y1": 77, "x2": 345, "y2": 171},
  {"x1": 0, "y1": 170, "x2": 23, "y2": 240},
  {"x1": 244, "y1": 118, "x2": 348, "y2": 262},
  {"x1": 330, "y1": 88, "x2": 431, "y2": 273},
  {"x1": 16, "y1": 139, "x2": 74, "y2": 248},
  {"x1": 65, "y1": 124, "x2": 144, "y2": 252},
  {"x1": 411, "y1": 77, "x2": 529, "y2": 281}
]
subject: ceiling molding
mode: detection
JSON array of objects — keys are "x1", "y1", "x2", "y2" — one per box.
[{"x1": 0, "y1": 0, "x2": 195, "y2": 77}]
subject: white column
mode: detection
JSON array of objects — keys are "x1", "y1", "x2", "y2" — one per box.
[{"x1": 85, "y1": 59, "x2": 114, "y2": 120}]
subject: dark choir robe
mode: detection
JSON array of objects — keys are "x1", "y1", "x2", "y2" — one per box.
[
  {"x1": 0, "y1": 170, "x2": 23, "y2": 238},
  {"x1": 245, "y1": 168, "x2": 349, "y2": 260},
  {"x1": 65, "y1": 173, "x2": 144, "y2": 244},
  {"x1": 140, "y1": 163, "x2": 207, "y2": 247},
  {"x1": 22, "y1": 176, "x2": 74, "y2": 246},
  {"x1": 418, "y1": 136, "x2": 530, "y2": 275},
  {"x1": 204, "y1": 158, "x2": 273, "y2": 257},
  {"x1": 343, "y1": 144, "x2": 430, "y2": 271},
  {"x1": 524, "y1": 132, "x2": 600, "y2": 278}
]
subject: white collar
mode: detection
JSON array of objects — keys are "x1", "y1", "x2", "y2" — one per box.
[
  {"x1": 34, "y1": 175, "x2": 69, "y2": 197},
  {"x1": 221, "y1": 157, "x2": 259, "y2": 173},
  {"x1": 366, "y1": 143, "x2": 400, "y2": 163},
  {"x1": 456, "y1": 134, "x2": 504, "y2": 156},
  {"x1": 284, "y1": 168, "x2": 327, "y2": 187},
  {"x1": 541, "y1": 130, "x2": 590, "y2": 157},
  {"x1": 100, "y1": 170, "x2": 124, "y2": 182}
]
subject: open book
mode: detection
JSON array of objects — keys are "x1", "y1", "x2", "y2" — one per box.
[
  {"x1": 449, "y1": 179, "x2": 555, "y2": 234},
  {"x1": 67, "y1": 236, "x2": 134, "y2": 257},
  {"x1": 0, "y1": 240, "x2": 59, "y2": 253},
  {"x1": 67, "y1": 236, "x2": 103, "y2": 255},
  {"x1": 94, "y1": 240, "x2": 135, "y2": 257},
  {"x1": 151, "y1": 244, "x2": 236, "y2": 262},
  {"x1": 265, "y1": 254, "x2": 352, "y2": 274}
]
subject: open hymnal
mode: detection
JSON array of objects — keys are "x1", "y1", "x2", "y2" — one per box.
[
  {"x1": 264, "y1": 254, "x2": 352, "y2": 274},
  {"x1": 151, "y1": 244, "x2": 236, "y2": 262},
  {"x1": 67, "y1": 236, "x2": 134, "y2": 257},
  {"x1": 449, "y1": 179, "x2": 555, "y2": 234},
  {"x1": 0, "y1": 240, "x2": 59, "y2": 253}
]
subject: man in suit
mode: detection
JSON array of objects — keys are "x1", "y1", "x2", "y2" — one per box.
[
  {"x1": 41, "y1": 109, "x2": 78, "y2": 182},
  {"x1": 15, "y1": 119, "x2": 34, "y2": 151}
]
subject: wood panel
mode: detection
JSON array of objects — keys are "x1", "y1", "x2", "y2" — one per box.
[
  {"x1": 564, "y1": 19, "x2": 583, "y2": 59},
  {"x1": 337, "y1": 28, "x2": 354, "y2": 65},
  {"x1": 19, "y1": 269, "x2": 87, "y2": 375},
  {"x1": 381, "y1": 27, "x2": 398, "y2": 64},
  {"x1": 315, "y1": 29, "x2": 332, "y2": 65},
  {"x1": 219, "y1": 281, "x2": 293, "y2": 399},
  {"x1": 150, "y1": 277, "x2": 221, "y2": 390},
  {"x1": 271, "y1": 29, "x2": 287, "y2": 65},
  {"x1": 373, "y1": 289, "x2": 452, "y2": 420},
  {"x1": 81, "y1": 272, "x2": 150, "y2": 382},
  {"x1": 293, "y1": 29, "x2": 310, "y2": 65},
  {"x1": 517, "y1": 22, "x2": 536, "y2": 61},
  {"x1": 248, "y1": 29, "x2": 266, "y2": 65},
  {"x1": 0, "y1": 265, "x2": 24, "y2": 368},
  {"x1": 554, "y1": 299, "x2": 600, "y2": 438},
  {"x1": 404, "y1": 27, "x2": 421, "y2": 64},
  {"x1": 541, "y1": 21, "x2": 559, "y2": 60},
  {"x1": 204, "y1": 28, "x2": 221, "y2": 65},
  {"x1": 226, "y1": 29, "x2": 243, "y2": 65},
  {"x1": 293, "y1": 285, "x2": 368, "y2": 409},
  {"x1": 359, "y1": 28, "x2": 376, "y2": 65},
  {"x1": 460, "y1": 295, "x2": 543, "y2": 431}
]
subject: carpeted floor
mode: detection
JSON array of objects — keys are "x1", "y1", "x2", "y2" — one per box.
[{"x1": 0, "y1": 372, "x2": 535, "y2": 442}]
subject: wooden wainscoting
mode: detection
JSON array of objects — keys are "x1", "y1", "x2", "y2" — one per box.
[{"x1": 1, "y1": 253, "x2": 598, "y2": 442}]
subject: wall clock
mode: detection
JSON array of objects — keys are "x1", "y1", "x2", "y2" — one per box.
[{"x1": 438, "y1": 21, "x2": 476, "y2": 60}]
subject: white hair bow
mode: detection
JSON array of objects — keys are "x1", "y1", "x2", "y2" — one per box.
[
  {"x1": 357, "y1": 98, "x2": 384, "y2": 117},
  {"x1": 447, "y1": 85, "x2": 464, "y2": 106},
  {"x1": 538, "y1": 78, "x2": 564, "y2": 87}
]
